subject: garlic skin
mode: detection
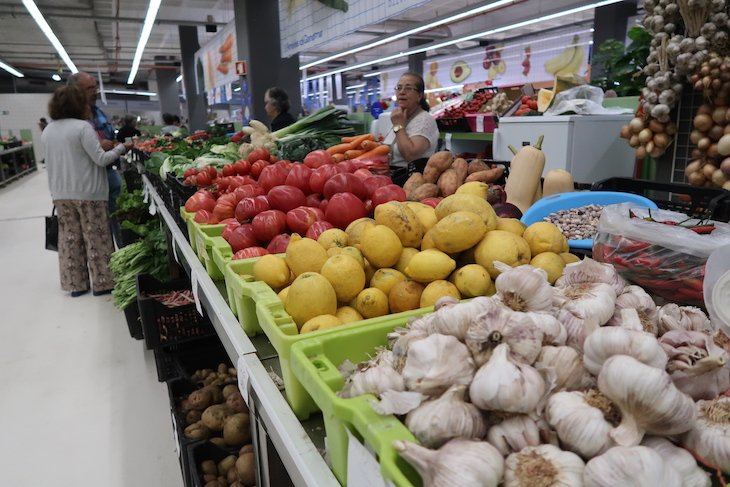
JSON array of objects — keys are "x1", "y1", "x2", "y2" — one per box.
[
  {"x1": 389, "y1": 327, "x2": 428, "y2": 373},
  {"x1": 659, "y1": 330, "x2": 730, "y2": 400},
  {"x1": 607, "y1": 285, "x2": 659, "y2": 335},
  {"x1": 486, "y1": 415, "x2": 544, "y2": 456},
  {"x1": 583, "y1": 326, "x2": 668, "y2": 376},
  {"x1": 402, "y1": 333, "x2": 475, "y2": 396},
  {"x1": 530, "y1": 312, "x2": 567, "y2": 346},
  {"x1": 598, "y1": 355, "x2": 697, "y2": 446},
  {"x1": 556, "y1": 257, "x2": 626, "y2": 296},
  {"x1": 555, "y1": 308, "x2": 592, "y2": 351},
  {"x1": 641, "y1": 436, "x2": 711, "y2": 487},
  {"x1": 583, "y1": 445, "x2": 683, "y2": 487},
  {"x1": 407, "y1": 296, "x2": 495, "y2": 341},
  {"x1": 546, "y1": 390, "x2": 617, "y2": 459},
  {"x1": 504, "y1": 444, "x2": 585, "y2": 487},
  {"x1": 495, "y1": 263, "x2": 554, "y2": 313},
  {"x1": 339, "y1": 350, "x2": 404, "y2": 398},
  {"x1": 394, "y1": 438, "x2": 504, "y2": 487},
  {"x1": 405, "y1": 384, "x2": 487, "y2": 448},
  {"x1": 465, "y1": 304, "x2": 544, "y2": 366},
  {"x1": 657, "y1": 303, "x2": 712, "y2": 335},
  {"x1": 469, "y1": 343, "x2": 545, "y2": 413},
  {"x1": 554, "y1": 282, "x2": 617, "y2": 329},
  {"x1": 535, "y1": 346, "x2": 594, "y2": 391},
  {"x1": 682, "y1": 397, "x2": 730, "y2": 475}
]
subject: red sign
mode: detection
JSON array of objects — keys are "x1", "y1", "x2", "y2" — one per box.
[{"x1": 235, "y1": 61, "x2": 247, "y2": 76}]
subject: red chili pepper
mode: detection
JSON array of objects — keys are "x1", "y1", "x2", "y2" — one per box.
[
  {"x1": 684, "y1": 278, "x2": 705, "y2": 292},
  {"x1": 617, "y1": 237, "x2": 651, "y2": 253},
  {"x1": 689, "y1": 225, "x2": 716, "y2": 234},
  {"x1": 631, "y1": 255, "x2": 662, "y2": 268}
]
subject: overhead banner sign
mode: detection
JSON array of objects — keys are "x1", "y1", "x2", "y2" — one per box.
[
  {"x1": 279, "y1": 0, "x2": 430, "y2": 58},
  {"x1": 194, "y1": 21, "x2": 238, "y2": 94}
]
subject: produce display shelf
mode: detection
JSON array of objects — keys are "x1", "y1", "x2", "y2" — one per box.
[
  {"x1": 0, "y1": 143, "x2": 37, "y2": 188},
  {"x1": 142, "y1": 175, "x2": 338, "y2": 487},
  {"x1": 437, "y1": 131, "x2": 494, "y2": 141}
]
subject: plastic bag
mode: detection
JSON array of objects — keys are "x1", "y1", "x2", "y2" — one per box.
[
  {"x1": 544, "y1": 85, "x2": 634, "y2": 116},
  {"x1": 704, "y1": 244, "x2": 730, "y2": 336}
]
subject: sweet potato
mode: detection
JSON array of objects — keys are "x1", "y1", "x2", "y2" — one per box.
[
  {"x1": 403, "y1": 172, "x2": 425, "y2": 200},
  {"x1": 465, "y1": 167, "x2": 505, "y2": 183},
  {"x1": 410, "y1": 183, "x2": 439, "y2": 200},
  {"x1": 452, "y1": 158, "x2": 468, "y2": 186},
  {"x1": 467, "y1": 159, "x2": 491, "y2": 174},
  {"x1": 437, "y1": 169, "x2": 460, "y2": 196},
  {"x1": 423, "y1": 151, "x2": 453, "y2": 183}
]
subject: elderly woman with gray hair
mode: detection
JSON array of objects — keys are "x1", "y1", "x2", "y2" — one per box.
[{"x1": 264, "y1": 87, "x2": 296, "y2": 131}]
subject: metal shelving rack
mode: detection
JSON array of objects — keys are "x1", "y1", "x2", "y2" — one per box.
[
  {"x1": 0, "y1": 144, "x2": 37, "y2": 187},
  {"x1": 141, "y1": 174, "x2": 339, "y2": 487}
]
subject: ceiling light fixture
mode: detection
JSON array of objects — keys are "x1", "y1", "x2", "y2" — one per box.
[
  {"x1": 176, "y1": 74, "x2": 183, "y2": 82},
  {"x1": 424, "y1": 83, "x2": 463, "y2": 94},
  {"x1": 127, "y1": 0, "x2": 162, "y2": 84},
  {"x1": 105, "y1": 89, "x2": 157, "y2": 96},
  {"x1": 304, "y1": 0, "x2": 622, "y2": 82},
  {"x1": 21, "y1": 0, "x2": 78, "y2": 73},
  {"x1": 0, "y1": 59, "x2": 24, "y2": 78},
  {"x1": 51, "y1": 73, "x2": 61, "y2": 81},
  {"x1": 300, "y1": 0, "x2": 516, "y2": 70},
  {"x1": 363, "y1": 71, "x2": 381, "y2": 78}
]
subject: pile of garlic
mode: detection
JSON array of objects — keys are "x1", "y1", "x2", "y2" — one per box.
[{"x1": 338, "y1": 258, "x2": 730, "y2": 486}]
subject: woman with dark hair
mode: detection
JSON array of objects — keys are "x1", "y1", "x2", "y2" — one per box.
[
  {"x1": 387, "y1": 71, "x2": 439, "y2": 169},
  {"x1": 264, "y1": 87, "x2": 296, "y2": 131},
  {"x1": 42, "y1": 85, "x2": 132, "y2": 297},
  {"x1": 116, "y1": 114, "x2": 141, "y2": 142}
]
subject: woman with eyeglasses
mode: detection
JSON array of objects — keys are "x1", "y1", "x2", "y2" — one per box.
[{"x1": 387, "y1": 72, "x2": 439, "y2": 171}]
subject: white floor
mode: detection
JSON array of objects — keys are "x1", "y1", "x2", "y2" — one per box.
[{"x1": 0, "y1": 167, "x2": 183, "y2": 486}]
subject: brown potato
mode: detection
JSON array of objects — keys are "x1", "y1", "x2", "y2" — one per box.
[
  {"x1": 226, "y1": 391, "x2": 248, "y2": 414},
  {"x1": 437, "y1": 169, "x2": 459, "y2": 196},
  {"x1": 184, "y1": 421, "x2": 211, "y2": 440},
  {"x1": 223, "y1": 413, "x2": 252, "y2": 447},
  {"x1": 209, "y1": 437, "x2": 227, "y2": 448},
  {"x1": 201, "y1": 460, "x2": 218, "y2": 476},
  {"x1": 403, "y1": 172, "x2": 425, "y2": 200},
  {"x1": 239, "y1": 444, "x2": 254, "y2": 455},
  {"x1": 222, "y1": 384, "x2": 239, "y2": 400},
  {"x1": 467, "y1": 159, "x2": 490, "y2": 174},
  {"x1": 236, "y1": 452, "x2": 256, "y2": 487},
  {"x1": 186, "y1": 409, "x2": 202, "y2": 426},
  {"x1": 217, "y1": 455, "x2": 237, "y2": 476},
  {"x1": 187, "y1": 388, "x2": 214, "y2": 411},
  {"x1": 410, "y1": 183, "x2": 439, "y2": 200},
  {"x1": 227, "y1": 464, "x2": 240, "y2": 484},
  {"x1": 201, "y1": 404, "x2": 232, "y2": 431}
]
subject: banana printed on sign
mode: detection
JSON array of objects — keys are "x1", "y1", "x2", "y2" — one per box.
[{"x1": 545, "y1": 35, "x2": 584, "y2": 77}]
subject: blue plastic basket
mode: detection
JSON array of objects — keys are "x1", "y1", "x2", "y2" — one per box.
[{"x1": 521, "y1": 191, "x2": 658, "y2": 249}]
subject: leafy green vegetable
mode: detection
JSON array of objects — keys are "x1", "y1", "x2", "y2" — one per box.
[
  {"x1": 272, "y1": 106, "x2": 355, "y2": 140},
  {"x1": 591, "y1": 26, "x2": 650, "y2": 96},
  {"x1": 114, "y1": 189, "x2": 150, "y2": 225}
]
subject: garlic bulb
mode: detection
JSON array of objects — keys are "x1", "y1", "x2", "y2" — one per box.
[
  {"x1": 607, "y1": 285, "x2": 659, "y2": 335},
  {"x1": 535, "y1": 346, "x2": 594, "y2": 391},
  {"x1": 405, "y1": 384, "x2": 487, "y2": 448},
  {"x1": 339, "y1": 350, "x2": 404, "y2": 398},
  {"x1": 583, "y1": 326, "x2": 668, "y2": 376},
  {"x1": 658, "y1": 303, "x2": 712, "y2": 335},
  {"x1": 555, "y1": 308, "x2": 592, "y2": 351},
  {"x1": 495, "y1": 263, "x2": 554, "y2": 313},
  {"x1": 641, "y1": 436, "x2": 711, "y2": 487},
  {"x1": 598, "y1": 355, "x2": 697, "y2": 446},
  {"x1": 465, "y1": 304, "x2": 544, "y2": 366},
  {"x1": 402, "y1": 333, "x2": 475, "y2": 395},
  {"x1": 609, "y1": 308, "x2": 644, "y2": 332},
  {"x1": 486, "y1": 414, "x2": 544, "y2": 456},
  {"x1": 546, "y1": 390, "x2": 618, "y2": 459},
  {"x1": 389, "y1": 327, "x2": 428, "y2": 372},
  {"x1": 584, "y1": 445, "x2": 683, "y2": 487},
  {"x1": 556, "y1": 257, "x2": 626, "y2": 296},
  {"x1": 469, "y1": 343, "x2": 545, "y2": 413},
  {"x1": 660, "y1": 330, "x2": 730, "y2": 400},
  {"x1": 553, "y1": 282, "x2": 617, "y2": 329},
  {"x1": 504, "y1": 444, "x2": 584, "y2": 487},
  {"x1": 393, "y1": 438, "x2": 504, "y2": 487},
  {"x1": 682, "y1": 397, "x2": 730, "y2": 475},
  {"x1": 407, "y1": 296, "x2": 496, "y2": 341},
  {"x1": 530, "y1": 312, "x2": 567, "y2": 346}
]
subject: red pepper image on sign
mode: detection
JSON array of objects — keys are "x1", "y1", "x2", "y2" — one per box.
[{"x1": 522, "y1": 46, "x2": 532, "y2": 76}]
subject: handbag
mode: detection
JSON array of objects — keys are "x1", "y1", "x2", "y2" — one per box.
[{"x1": 45, "y1": 206, "x2": 58, "y2": 251}]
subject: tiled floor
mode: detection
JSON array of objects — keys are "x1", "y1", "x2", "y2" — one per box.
[{"x1": 0, "y1": 166, "x2": 182, "y2": 486}]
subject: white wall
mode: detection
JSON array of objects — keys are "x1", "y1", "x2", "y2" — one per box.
[{"x1": 0, "y1": 93, "x2": 52, "y2": 162}]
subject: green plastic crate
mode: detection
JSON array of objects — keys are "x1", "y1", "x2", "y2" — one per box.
[
  {"x1": 179, "y1": 209, "x2": 197, "y2": 251},
  {"x1": 190, "y1": 223, "x2": 228, "y2": 281},
  {"x1": 222, "y1": 255, "x2": 433, "y2": 419},
  {"x1": 290, "y1": 320, "x2": 422, "y2": 486},
  {"x1": 212, "y1": 245, "x2": 236, "y2": 317}
]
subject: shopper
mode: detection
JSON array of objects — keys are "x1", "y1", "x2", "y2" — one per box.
[
  {"x1": 264, "y1": 87, "x2": 296, "y2": 131},
  {"x1": 387, "y1": 72, "x2": 439, "y2": 170},
  {"x1": 38, "y1": 117, "x2": 48, "y2": 132},
  {"x1": 160, "y1": 113, "x2": 177, "y2": 135},
  {"x1": 42, "y1": 85, "x2": 132, "y2": 297},
  {"x1": 116, "y1": 114, "x2": 141, "y2": 142},
  {"x1": 172, "y1": 114, "x2": 188, "y2": 136}
]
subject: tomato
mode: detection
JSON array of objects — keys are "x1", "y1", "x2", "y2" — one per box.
[
  {"x1": 319, "y1": 198, "x2": 328, "y2": 213},
  {"x1": 252, "y1": 210, "x2": 287, "y2": 242},
  {"x1": 305, "y1": 193, "x2": 323, "y2": 208},
  {"x1": 353, "y1": 168, "x2": 374, "y2": 180},
  {"x1": 194, "y1": 209, "x2": 218, "y2": 224},
  {"x1": 196, "y1": 171, "x2": 212, "y2": 187},
  {"x1": 274, "y1": 160, "x2": 293, "y2": 174},
  {"x1": 247, "y1": 148, "x2": 270, "y2": 164},
  {"x1": 267, "y1": 185, "x2": 307, "y2": 213},
  {"x1": 234, "y1": 184, "x2": 265, "y2": 200},
  {"x1": 286, "y1": 206, "x2": 325, "y2": 234},
  {"x1": 233, "y1": 247, "x2": 269, "y2": 260},
  {"x1": 362, "y1": 175, "x2": 393, "y2": 199},
  {"x1": 306, "y1": 221, "x2": 334, "y2": 239},
  {"x1": 233, "y1": 160, "x2": 251, "y2": 176},
  {"x1": 183, "y1": 176, "x2": 196, "y2": 186},
  {"x1": 269, "y1": 155, "x2": 279, "y2": 163},
  {"x1": 325, "y1": 192, "x2": 367, "y2": 229},
  {"x1": 222, "y1": 221, "x2": 240, "y2": 241},
  {"x1": 222, "y1": 164, "x2": 235, "y2": 177},
  {"x1": 267, "y1": 234, "x2": 291, "y2": 254},
  {"x1": 303, "y1": 149, "x2": 334, "y2": 168},
  {"x1": 372, "y1": 184, "x2": 406, "y2": 208},
  {"x1": 323, "y1": 173, "x2": 367, "y2": 200},
  {"x1": 251, "y1": 160, "x2": 269, "y2": 179},
  {"x1": 337, "y1": 160, "x2": 361, "y2": 173},
  {"x1": 235, "y1": 195, "x2": 270, "y2": 222},
  {"x1": 258, "y1": 164, "x2": 289, "y2": 192},
  {"x1": 310, "y1": 164, "x2": 343, "y2": 194},
  {"x1": 212, "y1": 193, "x2": 238, "y2": 221},
  {"x1": 183, "y1": 168, "x2": 198, "y2": 178},
  {"x1": 420, "y1": 197, "x2": 442, "y2": 208},
  {"x1": 285, "y1": 164, "x2": 313, "y2": 194},
  {"x1": 184, "y1": 191, "x2": 216, "y2": 213},
  {"x1": 226, "y1": 224, "x2": 257, "y2": 252}
]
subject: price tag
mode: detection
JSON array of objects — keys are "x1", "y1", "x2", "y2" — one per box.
[
  {"x1": 171, "y1": 240, "x2": 179, "y2": 263},
  {"x1": 148, "y1": 198, "x2": 157, "y2": 215},
  {"x1": 170, "y1": 410, "x2": 181, "y2": 458},
  {"x1": 236, "y1": 355, "x2": 251, "y2": 407},
  {"x1": 190, "y1": 269, "x2": 203, "y2": 316},
  {"x1": 346, "y1": 429, "x2": 390, "y2": 487},
  {"x1": 142, "y1": 184, "x2": 149, "y2": 203},
  {"x1": 445, "y1": 133, "x2": 453, "y2": 151},
  {"x1": 476, "y1": 115, "x2": 485, "y2": 133}
]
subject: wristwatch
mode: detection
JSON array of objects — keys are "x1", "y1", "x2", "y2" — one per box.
[{"x1": 393, "y1": 124, "x2": 403, "y2": 133}]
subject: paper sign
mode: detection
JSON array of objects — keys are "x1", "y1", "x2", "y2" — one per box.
[
  {"x1": 476, "y1": 115, "x2": 485, "y2": 133},
  {"x1": 170, "y1": 410, "x2": 180, "y2": 458},
  {"x1": 445, "y1": 133, "x2": 453, "y2": 151},
  {"x1": 346, "y1": 429, "x2": 391, "y2": 487},
  {"x1": 148, "y1": 198, "x2": 157, "y2": 215},
  {"x1": 190, "y1": 269, "x2": 203, "y2": 316},
  {"x1": 236, "y1": 355, "x2": 251, "y2": 407}
]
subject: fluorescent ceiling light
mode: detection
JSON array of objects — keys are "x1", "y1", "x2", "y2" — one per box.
[
  {"x1": 22, "y1": 0, "x2": 77, "y2": 73},
  {"x1": 346, "y1": 83, "x2": 366, "y2": 90},
  {"x1": 0, "y1": 60, "x2": 24, "y2": 78},
  {"x1": 424, "y1": 83, "x2": 463, "y2": 94},
  {"x1": 304, "y1": 0, "x2": 620, "y2": 82},
  {"x1": 51, "y1": 73, "x2": 61, "y2": 81},
  {"x1": 127, "y1": 0, "x2": 162, "y2": 84},
  {"x1": 363, "y1": 71, "x2": 381, "y2": 78},
  {"x1": 233, "y1": 87, "x2": 241, "y2": 92},
  {"x1": 176, "y1": 74, "x2": 183, "y2": 82},
  {"x1": 300, "y1": 0, "x2": 516, "y2": 70},
  {"x1": 105, "y1": 89, "x2": 157, "y2": 96}
]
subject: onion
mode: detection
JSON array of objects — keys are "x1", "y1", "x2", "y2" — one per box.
[
  {"x1": 718, "y1": 134, "x2": 730, "y2": 156},
  {"x1": 653, "y1": 133, "x2": 670, "y2": 148},
  {"x1": 638, "y1": 128, "x2": 653, "y2": 144},
  {"x1": 620, "y1": 125, "x2": 631, "y2": 139},
  {"x1": 649, "y1": 145, "x2": 664, "y2": 158},
  {"x1": 629, "y1": 118, "x2": 644, "y2": 134},
  {"x1": 721, "y1": 157, "x2": 730, "y2": 176},
  {"x1": 698, "y1": 137, "x2": 712, "y2": 150},
  {"x1": 636, "y1": 146, "x2": 647, "y2": 159},
  {"x1": 648, "y1": 120, "x2": 665, "y2": 133},
  {"x1": 713, "y1": 106, "x2": 728, "y2": 125},
  {"x1": 712, "y1": 168, "x2": 729, "y2": 186},
  {"x1": 712, "y1": 79, "x2": 723, "y2": 91},
  {"x1": 691, "y1": 148, "x2": 703, "y2": 159},
  {"x1": 698, "y1": 104, "x2": 713, "y2": 115},
  {"x1": 690, "y1": 130, "x2": 703, "y2": 144},
  {"x1": 685, "y1": 159, "x2": 702, "y2": 177},
  {"x1": 724, "y1": 180, "x2": 730, "y2": 190},
  {"x1": 629, "y1": 135, "x2": 640, "y2": 148},
  {"x1": 687, "y1": 170, "x2": 707, "y2": 186},
  {"x1": 665, "y1": 123, "x2": 677, "y2": 136},
  {"x1": 694, "y1": 113, "x2": 713, "y2": 131},
  {"x1": 726, "y1": 108, "x2": 730, "y2": 123},
  {"x1": 645, "y1": 140, "x2": 655, "y2": 154},
  {"x1": 703, "y1": 163, "x2": 718, "y2": 178},
  {"x1": 709, "y1": 124, "x2": 725, "y2": 141}
]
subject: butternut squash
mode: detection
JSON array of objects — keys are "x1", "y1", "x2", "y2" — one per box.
[
  {"x1": 542, "y1": 169, "x2": 574, "y2": 197},
  {"x1": 504, "y1": 135, "x2": 545, "y2": 213},
  {"x1": 532, "y1": 180, "x2": 543, "y2": 204}
]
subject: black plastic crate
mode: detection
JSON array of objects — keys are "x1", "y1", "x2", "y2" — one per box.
[
  {"x1": 153, "y1": 336, "x2": 231, "y2": 383},
  {"x1": 167, "y1": 378, "x2": 206, "y2": 487},
  {"x1": 167, "y1": 177, "x2": 196, "y2": 234},
  {"x1": 592, "y1": 177, "x2": 730, "y2": 222},
  {"x1": 188, "y1": 441, "x2": 246, "y2": 487},
  {"x1": 122, "y1": 170, "x2": 142, "y2": 191},
  {"x1": 436, "y1": 117, "x2": 471, "y2": 132},
  {"x1": 136, "y1": 274, "x2": 214, "y2": 350},
  {"x1": 123, "y1": 300, "x2": 143, "y2": 340}
]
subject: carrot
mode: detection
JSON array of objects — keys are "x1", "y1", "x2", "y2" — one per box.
[
  {"x1": 341, "y1": 136, "x2": 357, "y2": 143},
  {"x1": 344, "y1": 149, "x2": 364, "y2": 159},
  {"x1": 326, "y1": 143, "x2": 352, "y2": 155},
  {"x1": 346, "y1": 133, "x2": 374, "y2": 149},
  {"x1": 355, "y1": 144, "x2": 390, "y2": 160},
  {"x1": 332, "y1": 153, "x2": 346, "y2": 163},
  {"x1": 360, "y1": 140, "x2": 379, "y2": 151}
]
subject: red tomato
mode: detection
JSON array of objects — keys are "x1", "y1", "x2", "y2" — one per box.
[
  {"x1": 371, "y1": 184, "x2": 407, "y2": 208},
  {"x1": 274, "y1": 160, "x2": 293, "y2": 174},
  {"x1": 251, "y1": 160, "x2": 269, "y2": 179},
  {"x1": 183, "y1": 168, "x2": 198, "y2": 178},
  {"x1": 266, "y1": 234, "x2": 291, "y2": 254},
  {"x1": 194, "y1": 209, "x2": 218, "y2": 224},
  {"x1": 233, "y1": 160, "x2": 251, "y2": 176},
  {"x1": 196, "y1": 171, "x2": 212, "y2": 187},
  {"x1": 286, "y1": 206, "x2": 325, "y2": 234},
  {"x1": 234, "y1": 184, "x2": 265, "y2": 200},
  {"x1": 212, "y1": 193, "x2": 238, "y2": 221},
  {"x1": 183, "y1": 176, "x2": 196, "y2": 186},
  {"x1": 267, "y1": 185, "x2": 307, "y2": 213},
  {"x1": 222, "y1": 221, "x2": 240, "y2": 241},
  {"x1": 269, "y1": 155, "x2": 279, "y2": 163},
  {"x1": 252, "y1": 210, "x2": 287, "y2": 242},
  {"x1": 222, "y1": 164, "x2": 235, "y2": 177},
  {"x1": 226, "y1": 224, "x2": 257, "y2": 252},
  {"x1": 325, "y1": 192, "x2": 367, "y2": 229},
  {"x1": 258, "y1": 164, "x2": 289, "y2": 192},
  {"x1": 362, "y1": 175, "x2": 393, "y2": 199},
  {"x1": 305, "y1": 193, "x2": 323, "y2": 208},
  {"x1": 303, "y1": 149, "x2": 334, "y2": 168},
  {"x1": 319, "y1": 198, "x2": 328, "y2": 213},
  {"x1": 233, "y1": 247, "x2": 269, "y2": 260},
  {"x1": 306, "y1": 221, "x2": 334, "y2": 239},
  {"x1": 285, "y1": 164, "x2": 313, "y2": 194},
  {"x1": 184, "y1": 191, "x2": 216, "y2": 213},
  {"x1": 420, "y1": 197, "x2": 442, "y2": 208},
  {"x1": 205, "y1": 166, "x2": 218, "y2": 178},
  {"x1": 353, "y1": 168, "x2": 374, "y2": 180},
  {"x1": 309, "y1": 164, "x2": 343, "y2": 194},
  {"x1": 247, "y1": 148, "x2": 270, "y2": 164},
  {"x1": 235, "y1": 195, "x2": 270, "y2": 222},
  {"x1": 323, "y1": 172, "x2": 367, "y2": 200},
  {"x1": 337, "y1": 160, "x2": 364, "y2": 173}
]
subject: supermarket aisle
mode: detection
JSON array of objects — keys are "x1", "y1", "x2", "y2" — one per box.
[{"x1": 0, "y1": 167, "x2": 183, "y2": 486}]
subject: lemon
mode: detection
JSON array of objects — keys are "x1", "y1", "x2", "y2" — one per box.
[
  {"x1": 474, "y1": 230, "x2": 531, "y2": 278},
  {"x1": 285, "y1": 237, "x2": 329, "y2": 276},
  {"x1": 455, "y1": 181, "x2": 489, "y2": 199},
  {"x1": 429, "y1": 211, "x2": 487, "y2": 253},
  {"x1": 420, "y1": 280, "x2": 461, "y2": 308},
  {"x1": 560, "y1": 252, "x2": 581, "y2": 264},
  {"x1": 354, "y1": 288, "x2": 389, "y2": 319},
  {"x1": 388, "y1": 280, "x2": 425, "y2": 313},
  {"x1": 374, "y1": 201, "x2": 424, "y2": 248},
  {"x1": 523, "y1": 222, "x2": 569, "y2": 255},
  {"x1": 435, "y1": 194, "x2": 497, "y2": 230},
  {"x1": 320, "y1": 254, "x2": 366, "y2": 303},
  {"x1": 395, "y1": 247, "x2": 419, "y2": 274},
  {"x1": 360, "y1": 225, "x2": 403, "y2": 268},
  {"x1": 253, "y1": 254, "x2": 291, "y2": 289},
  {"x1": 450, "y1": 264, "x2": 492, "y2": 297},
  {"x1": 300, "y1": 314, "x2": 342, "y2": 334},
  {"x1": 345, "y1": 217, "x2": 376, "y2": 246},
  {"x1": 496, "y1": 218, "x2": 527, "y2": 236},
  {"x1": 405, "y1": 202, "x2": 438, "y2": 232},
  {"x1": 404, "y1": 249, "x2": 457, "y2": 283},
  {"x1": 363, "y1": 259, "x2": 377, "y2": 283},
  {"x1": 370, "y1": 268, "x2": 407, "y2": 296},
  {"x1": 284, "y1": 272, "x2": 338, "y2": 329},
  {"x1": 530, "y1": 252, "x2": 566, "y2": 284},
  {"x1": 277, "y1": 285, "x2": 290, "y2": 303},
  {"x1": 340, "y1": 246, "x2": 365, "y2": 267},
  {"x1": 420, "y1": 230, "x2": 437, "y2": 250},
  {"x1": 318, "y1": 228, "x2": 348, "y2": 250},
  {"x1": 336, "y1": 306, "x2": 363, "y2": 324}
]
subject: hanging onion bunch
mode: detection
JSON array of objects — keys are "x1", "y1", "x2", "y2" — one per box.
[{"x1": 684, "y1": 101, "x2": 730, "y2": 189}]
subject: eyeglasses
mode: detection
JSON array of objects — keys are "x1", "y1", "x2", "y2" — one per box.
[{"x1": 394, "y1": 85, "x2": 418, "y2": 93}]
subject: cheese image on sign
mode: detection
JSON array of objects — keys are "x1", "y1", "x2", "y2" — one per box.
[{"x1": 235, "y1": 61, "x2": 248, "y2": 76}]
